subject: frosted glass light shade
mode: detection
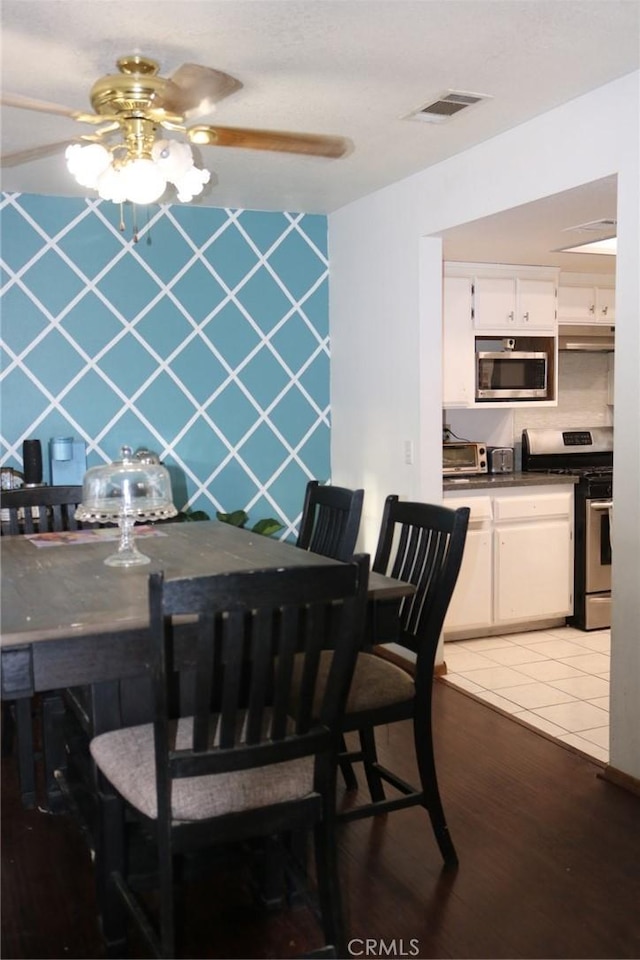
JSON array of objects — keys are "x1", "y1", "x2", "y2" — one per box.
[
  {"x1": 175, "y1": 166, "x2": 211, "y2": 202},
  {"x1": 119, "y1": 158, "x2": 167, "y2": 204},
  {"x1": 66, "y1": 138, "x2": 211, "y2": 205},
  {"x1": 65, "y1": 143, "x2": 112, "y2": 188},
  {"x1": 96, "y1": 164, "x2": 128, "y2": 203},
  {"x1": 152, "y1": 139, "x2": 194, "y2": 180}
]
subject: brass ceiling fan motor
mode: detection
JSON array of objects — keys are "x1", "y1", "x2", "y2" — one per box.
[{"x1": 89, "y1": 56, "x2": 169, "y2": 119}]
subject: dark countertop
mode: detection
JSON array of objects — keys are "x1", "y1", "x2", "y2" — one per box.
[{"x1": 443, "y1": 472, "x2": 579, "y2": 492}]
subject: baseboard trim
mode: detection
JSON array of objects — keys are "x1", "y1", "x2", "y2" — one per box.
[
  {"x1": 598, "y1": 764, "x2": 640, "y2": 798},
  {"x1": 444, "y1": 617, "x2": 566, "y2": 642}
]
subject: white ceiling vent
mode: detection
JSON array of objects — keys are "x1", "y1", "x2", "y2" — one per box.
[
  {"x1": 405, "y1": 90, "x2": 491, "y2": 124},
  {"x1": 563, "y1": 218, "x2": 617, "y2": 233}
]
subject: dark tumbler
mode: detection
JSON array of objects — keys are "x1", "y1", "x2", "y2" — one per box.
[{"x1": 23, "y1": 439, "x2": 43, "y2": 485}]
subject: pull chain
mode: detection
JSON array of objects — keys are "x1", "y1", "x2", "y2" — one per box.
[{"x1": 116, "y1": 202, "x2": 145, "y2": 244}]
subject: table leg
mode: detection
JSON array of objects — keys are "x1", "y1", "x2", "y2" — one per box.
[
  {"x1": 15, "y1": 698, "x2": 36, "y2": 809},
  {"x1": 42, "y1": 692, "x2": 68, "y2": 812}
]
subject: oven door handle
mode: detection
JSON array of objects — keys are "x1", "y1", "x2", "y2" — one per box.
[{"x1": 589, "y1": 501, "x2": 613, "y2": 511}]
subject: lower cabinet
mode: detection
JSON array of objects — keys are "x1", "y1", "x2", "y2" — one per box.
[
  {"x1": 444, "y1": 485, "x2": 574, "y2": 638},
  {"x1": 443, "y1": 496, "x2": 493, "y2": 632}
]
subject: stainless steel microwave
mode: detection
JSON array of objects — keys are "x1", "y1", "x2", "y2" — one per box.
[
  {"x1": 443, "y1": 442, "x2": 488, "y2": 475},
  {"x1": 476, "y1": 350, "x2": 548, "y2": 401}
]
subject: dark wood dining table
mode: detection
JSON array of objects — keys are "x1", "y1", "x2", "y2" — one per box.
[{"x1": 1, "y1": 520, "x2": 413, "y2": 809}]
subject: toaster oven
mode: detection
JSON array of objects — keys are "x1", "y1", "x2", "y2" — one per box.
[{"x1": 443, "y1": 442, "x2": 488, "y2": 475}]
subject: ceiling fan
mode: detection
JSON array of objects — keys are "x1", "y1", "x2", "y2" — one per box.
[{"x1": 1, "y1": 54, "x2": 350, "y2": 205}]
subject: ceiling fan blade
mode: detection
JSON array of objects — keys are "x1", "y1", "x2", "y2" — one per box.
[
  {"x1": 1, "y1": 125, "x2": 117, "y2": 168},
  {"x1": 187, "y1": 124, "x2": 350, "y2": 158},
  {"x1": 1, "y1": 140, "x2": 74, "y2": 168},
  {"x1": 160, "y1": 64, "x2": 243, "y2": 119},
  {"x1": 1, "y1": 92, "x2": 115, "y2": 125}
]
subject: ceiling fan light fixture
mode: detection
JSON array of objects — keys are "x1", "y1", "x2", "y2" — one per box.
[
  {"x1": 65, "y1": 136, "x2": 211, "y2": 206},
  {"x1": 7, "y1": 54, "x2": 348, "y2": 208}
]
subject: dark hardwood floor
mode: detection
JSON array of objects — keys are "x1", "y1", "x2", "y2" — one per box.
[{"x1": 2, "y1": 681, "x2": 639, "y2": 960}]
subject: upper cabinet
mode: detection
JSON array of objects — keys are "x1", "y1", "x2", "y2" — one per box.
[
  {"x1": 473, "y1": 275, "x2": 557, "y2": 331},
  {"x1": 442, "y1": 275, "x2": 475, "y2": 407},
  {"x1": 558, "y1": 272, "x2": 616, "y2": 325}
]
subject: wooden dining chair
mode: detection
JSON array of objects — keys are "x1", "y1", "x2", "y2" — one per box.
[
  {"x1": 0, "y1": 484, "x2": 85, "y2": 807},
  {"x1": 339, "y1": 497, "x2": 469, "y2": 864},
  {"x1": 293, "y1": 497, "x2": 469, "y2": 866},
  {"x1": 89, "y1": 556, "x2": 369, "y2": 960},
  {"x1": 0, "y1": 484, "x2": 84, "y2": 536},
  {"x1": 296, "y1": 479, "x2": 364, "y2": 561}
]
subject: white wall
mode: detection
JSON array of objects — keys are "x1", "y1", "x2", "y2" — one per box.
[{"x1": 329, "y1": 71, "x2": 640, "y2": 781}]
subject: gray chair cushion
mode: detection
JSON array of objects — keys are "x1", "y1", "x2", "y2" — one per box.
[
  {"x1": 294, "y1": 650, "x2": 415, "y2": 717},
  {"x1": 90, "y1": 712, "x2": 314, "y2": 823},
  {"x1": 346, "y1": 652, "x2": 415, "y2": 712}
]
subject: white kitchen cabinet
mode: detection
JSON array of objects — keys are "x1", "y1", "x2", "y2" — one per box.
[
  {"x1": 443, "y1": 497, "x2": 493, "y2": 631},
  {"x1": 473, "y1": 276, "x2": 557, "y2": 331},
  {"x1": 596, "y1": 286, "x2": 615, "y2": 323},
  {"x1": 557, "y1": 279, "x2": 615, "y2": 324},
  {"x1": 443, "y1": 485, "x2": 574, "y2": 638},
  {"x1": 442, "y1": 276, "x2": 474, "y2": 407},
  {"x1": 494, "y1": 494, "x2": 573, "y2": 625}
]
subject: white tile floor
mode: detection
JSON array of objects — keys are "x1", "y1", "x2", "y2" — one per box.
[{"x1": 442, "y1": 626, "x2": 611, "y2": 763}]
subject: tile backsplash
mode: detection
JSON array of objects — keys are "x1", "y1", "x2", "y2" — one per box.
[{"x1": 514, "y1": 351, "x2": 613, "y2": 432}]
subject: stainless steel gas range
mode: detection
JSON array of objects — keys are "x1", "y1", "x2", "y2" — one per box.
[{"x1": 522, "y1": 426, "x2": 613, "y2": 631}]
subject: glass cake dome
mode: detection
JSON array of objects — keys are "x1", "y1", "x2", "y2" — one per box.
[{"x1": 75, "y1": 445, "x2": 177, "y2": 566}]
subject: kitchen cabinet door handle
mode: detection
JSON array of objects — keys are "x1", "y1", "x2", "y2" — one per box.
[
  {"x1": 508, "y1": 311, "x2": 514, "y2": 323},
  {"x1": 523, "y1": 311, "x2": 529, "y2": 323},
  {"x1": 589, "y1": 501, "x2": 613, "y2": 511},
  {"x1": 602, "y1": 306, "x2": 608, "y2": 316}
]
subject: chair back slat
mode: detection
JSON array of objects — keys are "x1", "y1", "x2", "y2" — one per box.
[
  {"x1": 271, "y1": 604, "x2": 299, "y2": 740},
  {"x1": 218, "y1": 610, "x2": 246, "y2": 750},
  {"x1": 294, "y1": 605, "x2": 327, "y2": 733},
  {"x1": 153, "y1": 559, "x2": 369, "y2": 788},
  {"x1": 244, "y1": 612, "x2": 271, "y2": 746},
  {"x1": 192, "y1": 613, "x2": 216, "y2": 753},
  {"x1": 373, "y1": 498, "x2": 470, "y2": 660},
  {"x1": 296, "y1": 480, "x2": 364, "y2": 561},
  {"x1": 0, "y1": 485, "x2": 84, "y2": 537}
]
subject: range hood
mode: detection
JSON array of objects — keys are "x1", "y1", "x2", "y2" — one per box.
[{"x1": 558, "y1": 324, "x2": 615, "y2": 352}]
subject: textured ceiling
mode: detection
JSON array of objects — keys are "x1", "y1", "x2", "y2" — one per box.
[
  {"x1": 1, "y1": 1, "x2": 637, "y2": 270},
  {"x1": 441, "y1": 175, "x2": 619, "y2": 275}
]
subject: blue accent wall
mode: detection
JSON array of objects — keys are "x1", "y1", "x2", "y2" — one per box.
[{"x1": 0, "y1": 194, "x2": 331, "y2": 537}]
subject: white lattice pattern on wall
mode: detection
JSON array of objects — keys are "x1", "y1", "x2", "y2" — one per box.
[{"x1": 0, "y1": 194, "x2": 331, "y2": 538}]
